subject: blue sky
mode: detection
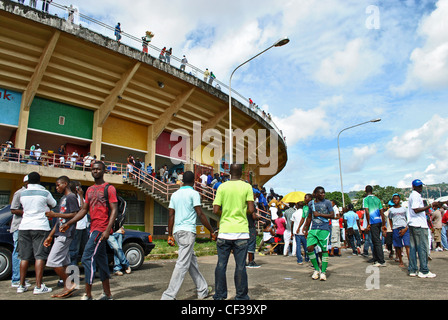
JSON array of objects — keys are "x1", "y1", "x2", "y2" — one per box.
[{"x1": 53, "y1": 0, "x2": 448, "y2": 195}]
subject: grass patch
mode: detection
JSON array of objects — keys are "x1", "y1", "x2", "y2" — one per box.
[
  {"x1": 147, "y1": 236, "x2": 265, "y2": 260},
  {"x1": 147, "y1": 238, "x2": 218, "y2": 260}
]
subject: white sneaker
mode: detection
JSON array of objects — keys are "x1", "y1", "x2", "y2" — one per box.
[
  {"x1": 33, "y1": 284, "x2": 52, "y2": 295},
  {"x1": 418, "y1": 271, "x2": 436, "y2": 278},
  {"x1": 12, "y1": 279, "x2": 31, "y2": 288},
  {"x1": 409, "y1": 272, "x2": 417, "y2": 277},
  {"x1": 17, "y1": 285, "x2": 28, "y2": 293},
  {"x1": 311, "y1": 270, "x2": 320, "y2": 280},
  {"x1": 320, "y1": 273, "x2": 327, "y2": 281}
]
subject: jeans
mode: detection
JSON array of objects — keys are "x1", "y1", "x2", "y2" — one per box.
[
  {"x1": 214, "y1": 238, "x2": 249, "y2": 300},
  {"x1": 69, "y1": 228, "x2": 88, "y2": 266},
  {"x1": 363, "y1": 230, "x2": 373, "y2": 255},
  {"x1": 82, "y1": 230, "x2": 110, "y2": 284},
  {"x1": 408, "y1": 226, "x2": 429, "y2": 274},
  {"x1": 348, "y1": 230, "x2": 362, "y2": 254},
  {"x1": 294, "y1": 234, "x2": 308, "y2": 263},
  {"x1": 11, "y1": 230, "x2": 20, "y2": 283},
  {"x1": 370, "y1": 223, "x2": 385, "y2": 264},
  {"x1": 107, "y1": 232, "x2": 129, "y2": 272},
  {"x1": 161, "y1": 231, "x2": 208, "y2": 300},
  {"x1": 441, "y1": 225, "x2": 448, "y2": 250}
]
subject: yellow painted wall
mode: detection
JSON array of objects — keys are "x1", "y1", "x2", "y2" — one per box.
[{"x1": 103, "y1": 116, "x2": 147, "y2": 151}]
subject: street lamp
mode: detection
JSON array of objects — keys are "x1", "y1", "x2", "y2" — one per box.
[
  {"x1": 337, "y1": 118, "x2": 381, "y2": 208},
  {"x1": 228, "y1": 37, "x2": 290, "y2": 165}
]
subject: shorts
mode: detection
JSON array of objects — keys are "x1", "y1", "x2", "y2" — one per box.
[
  {"x1": 392, "y1": 227, "x2": 410, "y2": 247},
  {"x1": 46, "y1": 236, "x2": 73, "y2": 268},
  {"x1": 307, "y1": 229, "x2": 330, "y2": 252},
  {"x1": 18, "y1": 229, "x2": 51, "y2": 260}
]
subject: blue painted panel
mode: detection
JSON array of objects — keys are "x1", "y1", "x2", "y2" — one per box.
[{"x1": 0, "y1": 88, "x2": 22, "y2": 126}]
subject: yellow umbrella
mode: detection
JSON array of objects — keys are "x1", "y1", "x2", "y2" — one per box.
[{"x1": 281, "y1": 191, "x2": 306, "y2": 203}]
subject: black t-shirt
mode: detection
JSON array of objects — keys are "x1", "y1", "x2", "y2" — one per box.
[{"x1": 55, "y1": 192, "x2": 80, "y2": 238}]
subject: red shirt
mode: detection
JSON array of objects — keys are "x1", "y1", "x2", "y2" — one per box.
[{"x1": 85, "y1": 183, "x2": 118, "y2": 233}]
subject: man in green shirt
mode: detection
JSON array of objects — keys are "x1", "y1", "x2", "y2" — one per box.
[{"x1": 212, "y1": 164, "x2": 255, "y2": 300}]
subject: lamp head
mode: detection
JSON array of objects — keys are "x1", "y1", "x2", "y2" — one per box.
[
  {"x1": 274, "y1": 37, "x2": 290, "y2": 47},
  {"x1": 370, "y1": 118, "x2": 381, "y2": 123}
]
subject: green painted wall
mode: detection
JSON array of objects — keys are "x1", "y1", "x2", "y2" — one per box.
[{"x1": 28, "y1": 97, "x2": 93, "y2": 139}]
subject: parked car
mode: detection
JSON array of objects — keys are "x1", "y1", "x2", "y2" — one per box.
[{"x1": 0, "y1": 205, "x2": 155, "y2": 281}]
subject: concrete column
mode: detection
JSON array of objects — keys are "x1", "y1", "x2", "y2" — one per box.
[
  {"x1": 90, "y1": 110, "x2": 103, "y2": 158},
  {"x1": 145, "y1": 195, "x2": 154, "y2": 234},
  {"x1": 15, "y1": 99, "x2": 30, "y2": 150}
]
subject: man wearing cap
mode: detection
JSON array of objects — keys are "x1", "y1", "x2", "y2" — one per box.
[{"x1": 407, "y1": 179, "x2": 436, "y2": 278}]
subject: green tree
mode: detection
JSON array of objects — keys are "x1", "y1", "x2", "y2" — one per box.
[{"x1": 325, "y1": 191, "x2": 351, "y2": 209}]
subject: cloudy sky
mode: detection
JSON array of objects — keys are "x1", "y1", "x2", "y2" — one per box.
[{"x1": 52, "y1": 0, "x2": 448, "y2": 195}]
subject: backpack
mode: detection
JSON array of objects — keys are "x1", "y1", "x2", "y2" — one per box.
[{"x1": 104, "y1": 183, "x2": 127, "y2": 233}]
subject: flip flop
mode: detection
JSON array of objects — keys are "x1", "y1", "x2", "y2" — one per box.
[{"x1": 52, "y1": 287, "x2": 77, "y2": 299}]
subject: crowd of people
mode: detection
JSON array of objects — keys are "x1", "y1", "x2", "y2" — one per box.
[
  {"x1": 9, "y1": 162, "x2": 132, "y2": 299},
  {"x1": 6, "y1": 148, "x2": 448, "y2": 300},
  {"x1": 252, "y1": 180, "x2": 448, "y2": 281}
]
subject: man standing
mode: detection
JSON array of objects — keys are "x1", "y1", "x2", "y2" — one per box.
[
  {"x1": 17, "y1": 172, "x2": 57, "y2": 294},
  {"x1": 283, "y1": 203, "x2": 295, "y2": 257},
  {"x1": 407, "y1": 179, "x2": 436, "y2": 278},
  {"x1": 10, "y1": 175, "x2": 28, "y2": 288},
  {"x1": 363, "y1": 185, "x2": 387, "y2": 267},
  {"x1": 161, "y1": 171, "x2": 216, "y2": 300},
  {"x1": 212, "y1": 164, "x2": 254, "y2": 300},
  {"x1": 60, "y1": 161, "x2": 118, "y2": 300},
  {"x1": 362, "y1": 186, "x2": 386, "y2": 267}
]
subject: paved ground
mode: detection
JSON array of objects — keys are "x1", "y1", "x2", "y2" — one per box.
[{"x1": 1, "y1": 247, "x2": 448, "y2": 302}]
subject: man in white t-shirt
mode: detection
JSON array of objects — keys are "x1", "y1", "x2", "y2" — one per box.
[
  {"x1": 17, "y1": 172, "x2": 57, "y2": 294},
  {"x1": 407, "y1": 179, "x2": 436, "y2": 278},
  {"x1": 269, "y1": 202, "x2": 278, "y2": 221},
  {"x1": 291, "y1": 202, "x2": 309, "y2": 264}
]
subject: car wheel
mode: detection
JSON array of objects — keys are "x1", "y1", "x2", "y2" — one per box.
[
  {"x1": 0, "y1": 247, "x2": 12, "y2": 281},
  {"x1": 123, "y1": 242, "x2": 144, "y2": 270}
]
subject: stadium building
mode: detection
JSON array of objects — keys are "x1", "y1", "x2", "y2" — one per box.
[{"x1": 0, "y1": 0, "x2": 287, "y2": 236}]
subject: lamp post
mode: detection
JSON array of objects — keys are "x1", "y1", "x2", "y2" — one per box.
[
  {"x1": 228, "y1": 37, "x2": 289, "y2": 166},
  {"x1": 337, "y1": 118, "x2": 381, "y2": 208}
]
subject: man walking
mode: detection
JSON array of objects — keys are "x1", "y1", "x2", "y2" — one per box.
[
  {"x1": 161, "y1": 171, "x2": 216, "y2": 300},
  {"x1": 407, "y1": 179, "x2": 436, "y2": 278},
  {"x1": 60, "y1": 161, "x2": 118, "y2": 300},
  {"x1": 212, "y1": 164, "x2": 254, "y2": 300},
  {"x1": 363, "y1": 185, "x2": 387, "y2": 267}
]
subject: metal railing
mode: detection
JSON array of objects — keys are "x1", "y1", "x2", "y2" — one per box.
[
  {"x1": 1, "y1": 142, "x2": 272, "y2": 227},
  {"x1": 16, "y1": 0, "x2": 286, "y2": 146},
  {"x1": 127, "y1": 165, "x2": 272, "y2": 228},
  {"x1": 0, "y1": 143, "x2": 129, "y2": 174}
]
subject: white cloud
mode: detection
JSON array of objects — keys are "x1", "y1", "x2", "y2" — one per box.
[
  {"x1": 394, "y1": 0, "x2": 448, "y2": 92},
  {"x1": 271, "y1": 107, "x2": 330, "y2": 147},
  {"x1": 314, "y1": 38, "x2": 385, "y2": 87},
  {"x1": 345, "y1": 145, "x2": 378, "y2": 173},
  {"x1": 386, "y1": 114, "x2": 448, "y2": 162}
]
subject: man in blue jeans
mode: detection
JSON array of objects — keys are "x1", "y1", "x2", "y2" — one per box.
[
  {"x1": 9, "y1": 175, "x2": 28, "y2": 288},
  {"x1": 107, "y1": 227, "x2": 131, "y2": 276},
  {"x1": 60, "y1": 161, "x2": 118, "y2": 300},
  {"x1": 407, "y1": 179, "x2": 437, "y2": 278},
  {"x1": 212, "y1": 164, "x2": 254, "y2": 300}
]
